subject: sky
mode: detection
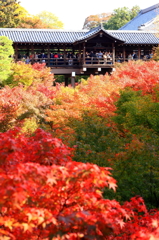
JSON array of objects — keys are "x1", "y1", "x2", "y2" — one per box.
[{"x1": 19, "y1": 0, "x2": 159, "y2": 30}]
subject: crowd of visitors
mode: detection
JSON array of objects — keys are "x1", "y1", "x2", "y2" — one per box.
[
  {"x1": 17, "y1": 50, "x2": 154, "y2": 65},
  {"x1": 85, "y1": 51, "x2": 113, "y2": 64},
  {"x1": 117, "y1": 51, "x2": 154, "y2": 62},
  {"x1": 18, "y1": 52, "x2": 79, "y2": 65}
]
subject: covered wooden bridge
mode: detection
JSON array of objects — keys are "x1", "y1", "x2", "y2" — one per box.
[{"x1": 0, "y1": 24, "x2": 159, "y2": 85}]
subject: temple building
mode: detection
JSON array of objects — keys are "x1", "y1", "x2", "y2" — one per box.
[{"x1": 0, "y1": 3, "x2": 159, "y2": 85}]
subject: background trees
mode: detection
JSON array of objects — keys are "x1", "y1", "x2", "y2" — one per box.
[
  {"x1": 16, "y1": 15, "x2": 50, "y2": 28},
  {"x1": 83, "y1": 12, "x2": 112, "y2": 30},
  {"x1": 0, "y1": 1, "x2": 64, "y2": 29},
  {"x1": 103, "y1": 6, "x2": 140, "y2": 30},
  {"x1": 0, "y1": 0, "x2": 22, "y2": 27},
  {"x1": 36, "y1": 11, "x2": 64, "y2": 29}
]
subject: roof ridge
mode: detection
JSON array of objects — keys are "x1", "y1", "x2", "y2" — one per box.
[
  {"x1": 140, "y1": 3, "x2": 159, "y2": 14},
  {"x1": 0, "y1": 28, "x2": 88, "y2": 32},
  {"x1": 108, "y1": 30, "x2": 158, "y2": 33}
]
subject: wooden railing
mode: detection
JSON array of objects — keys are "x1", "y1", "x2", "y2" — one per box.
[{"x1": 17, "y1": 56, "x2": 151, "y2": 67}]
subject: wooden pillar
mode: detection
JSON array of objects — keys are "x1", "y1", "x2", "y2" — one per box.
[
  {"x1": 112, "y1": 43, "x2": 115, "y2": 64},
  {"x1": 31, "y1": 44, "x2": 34, "y2": 63},
  {"x1": 123, "y1": 45, "x2": 126, "y2": 62},
  {"x1": 79, "y1": 44, "x2": 81, "y2": 64},
  {"x1": 31, "y1": 44, "x2": 34, "y2": 54},
  {"x1": 83, "y1": 42, "x2": 86, "y2": 64},
  {"x1": 71, "y1": 76, "x2": 75, "y2": 88},
  {"x1": 138, "y1": 45, "x2": 141, "y2": 60},
  {"x1": 64, "y1": 45, "x2": 66, "y2": 65},
  {"x1": 48, "y1": 45, "x2": 50, "y2": 67}
]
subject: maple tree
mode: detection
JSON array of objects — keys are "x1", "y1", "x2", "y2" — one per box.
[
  {"x1": 45, "y1": 60, "x2": 159, "y2": 208},
  {"x1": 0, "y1": 0, "x2": 21, "y2": 27},
  {"x1": 7, "y1": 62, "x2": 54, "y2": 88},
  {"x1": 0, "y1": 62, "x2": 56, "y2": 132},
  {"x1": 1, "y1": 128, "x2": 159, "y2": 239},
  {"x1": 2, "y1": 59, "x2": 159, "y2": 239},
  {"x1": 17, "y1": 15, "x2": 50, "y2": 29},
  {"x1": 36, "y1": 11, "x2": 64, "y2": 29}
]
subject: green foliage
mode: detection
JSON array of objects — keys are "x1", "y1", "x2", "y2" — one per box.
[
  {"x1": 0, "y1": 36, "x2": 14, "y2": 85},
  {"x1": 68, "y1": 111, "x2": 125, "y2": 166},
  {"x1": 54, "y1": 75, "x2": 89, "y2": 84},
  {"x1": 6, "y1": 62, "x2": 54, "y2": 88},
  {"x1": 103, "y1": 6, "x2": 140, "y2": 30},
  {"x1": 114, "y1": 88, "x2": 159, "y2": 134},
  {"x1": 36, "y1": 11, "x2": 64, "y2": 29},
  {"x1": 110, "y1": 88, "x2": 159, "y2": 208},
  {"x1": 6, "y1": 62, "x2": 35, "y2": 87},
  {"x1": 0, "y1": 0, "x2": 21, "y2": 27},
  {"x1": 67, "y1": 87, "x2": 159, "y2": 208}
]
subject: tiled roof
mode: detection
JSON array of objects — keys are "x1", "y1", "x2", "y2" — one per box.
[
  {"x1": 120, "y1": 3, "x2": 159, "y2": 30},
  {"x1": 0, "y1": 28, "x2": 159, "y2": 45},
  {"x1": 0, "y1": 28, "x2": 87, "y2": 43},
  {"x1": 108, "y1": 30, "x2": 159, "y2": 44}
]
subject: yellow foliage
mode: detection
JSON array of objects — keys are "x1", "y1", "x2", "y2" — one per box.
[{"x1": 21, "y1": 118, "x2": 38, "y2": 134}]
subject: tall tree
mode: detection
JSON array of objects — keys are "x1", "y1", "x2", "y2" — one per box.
[
  {"x1": 83, "y1": 13, "x2": 112, "y2": 30},
  {"x1": 36, "y1": 11, "x2": 64, "y2": 29},
  {"x1": 103, "y1": 6, "x2": 140, "y2": 30},
  {"x1": 0, "y1": 0, "x2": 22, "y2": 28},
  {"x1": 0, "y1": 36, "x2": 14, "y2": 85},
  {"x1": 17, "y1": 15, "x2": 50, "y2": 28}
]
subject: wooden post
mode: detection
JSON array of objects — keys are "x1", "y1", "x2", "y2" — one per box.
[
  {"x1": 79, "y1": 44, "x2": 81, "y2": 65},
  {"x1": 123, "y1": 45, "x2": 126, "y2": 62},
  {"x1": 65, "y1": 75, "x2": 69, "y2": 86},
  {"x1": 48, "y1": 45, "x2": 50, "y2": 67},
  {"x1": 138, "y1": 45, "x2": 141, "y2": 60},
  {"x1": 31, "y1": 44, "x2": 34, "y2": 63},
  {"x1": 64, "y1": 45, "x2": 66, "y2": 65},
  {"x1": 112, "y1": 43, "x2": 115, "y2": 64},
  {"x1": 71, "y1": 77, "x2": 75, "y2": 88},
  {"x1": 83, "y1": 42, "x2": 86, "y2": 64}
]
